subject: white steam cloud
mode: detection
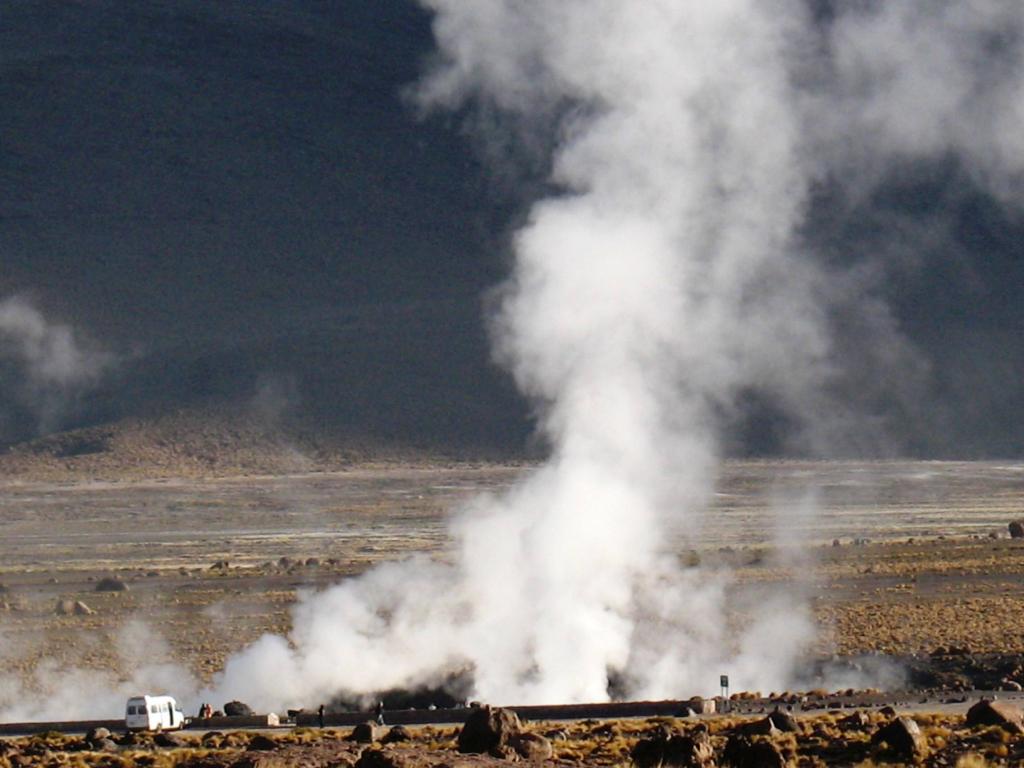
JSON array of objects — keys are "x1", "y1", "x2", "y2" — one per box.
[
  {"x1": 0, "y1": 295, "x2": 113, "y2": 436},
  {"x1": 200, "y1": 0, "x2": 834, "y2": 710},
  {"x1": 0, "y1": 621, "x2": 194, "y2": 722}
]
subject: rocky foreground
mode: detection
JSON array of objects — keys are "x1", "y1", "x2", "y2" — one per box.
[{"x1": 5, "y1": 702, "x2": 1024, "y2": 768}]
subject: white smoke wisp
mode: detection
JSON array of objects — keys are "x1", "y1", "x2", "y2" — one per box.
[
  {"x1": 0, "y1": 295, "x2": 113, "y2": 434},
  {"x1": 0, "y1": 620, "x2": 197, "y2": 722},
  {"x1": 820, "y1": 0, "x2": 1024, "y2": 204},
  {"x1": 201, "y1": 0, "x2": 834, "y2": 711}
]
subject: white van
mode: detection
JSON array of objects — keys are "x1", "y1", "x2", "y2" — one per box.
[{"x1": 125, "y1": 695, "x2": 186, "y2": 731}]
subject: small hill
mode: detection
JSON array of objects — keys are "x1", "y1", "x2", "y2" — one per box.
[{"x1": 0, "y1": 405, "x2": 503, "y2": 482}]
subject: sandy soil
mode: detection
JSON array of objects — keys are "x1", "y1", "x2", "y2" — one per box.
[{"x1": 2, "y1": 460, "x2": 1024, "y2": 692}]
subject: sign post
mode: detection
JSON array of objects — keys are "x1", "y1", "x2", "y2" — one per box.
[{"x1": 720, "y1": 675, "x2": 729, "y2": 711}]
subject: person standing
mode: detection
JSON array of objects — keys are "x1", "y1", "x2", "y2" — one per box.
[{"x1": 318, "y1": 704, "x2": 325, "y2": 729}]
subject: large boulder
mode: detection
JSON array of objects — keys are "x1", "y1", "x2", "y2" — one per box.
[
  {"x1": 632, "y1": 728, "x2": 714, "y2": 768},
  {"x1": 871, "y1": 717, "x2": 924, "y2": 760},
  {"x1": 246, "y1": 735, "x2": 279, "y2": 751},
  {"x1": 224, "y1": 700, "x2": 255, "y2": 717},
  {"x1": 966, "y1": 699, "x2": 1024, "y2": 733},
  {"x1": 1009, "y1": 521, "x2": 1024, "y2": 538},
  {"x1": 735, "y1": 718, "x2": 779, "y2": 738},
  {"x1": 154, "y1": 732, "x2": 187, "y2": 748},
  {"x1": 457, "y1": 705, "x2": 522, "y2": 756},
  {"x1": 350, "y1": 721, "x2": 384, "y2": 744},
  {"x1": 767, "y1": 709, "x2": 798, "y2": 733},
  {"x1": 382, "y1": 725, "x2": 412, "y2": 744},
  {"x1": 722, "y1": 735, "x2": 784, "y2": 768},
  {"x1": 510, "y1": 732, "x2": 554, "y2": 761}
]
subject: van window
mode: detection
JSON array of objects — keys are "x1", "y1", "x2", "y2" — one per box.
[{"x1": 150, "y1": 704, "x2": 158, "y2": 714}]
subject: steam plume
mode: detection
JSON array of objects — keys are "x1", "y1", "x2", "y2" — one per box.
[
  {"x1": 203, "y1": 0, "x2": 829, "y2": 710},
  {"x1": 0, "y1": 295, "x2": 113, "y2": 437}
]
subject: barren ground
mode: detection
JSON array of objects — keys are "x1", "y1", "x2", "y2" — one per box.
[{"x1": 2, "y1": 460, "x2": 1024, "y2": 695}]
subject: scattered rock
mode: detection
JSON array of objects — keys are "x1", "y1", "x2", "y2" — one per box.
[
  {"x1": 210, "y1": 560, "x2": 230, "y2": 571},
  {"x1": 767, "y1": 708, "x2": 798, "y2": 732},
  {"x1": 632, "y1": 728, "x2": 713, "y2": 768},
  {"x1": 722, "y1": 734, "x2": 785, "y2": 768},
  {"x1": 1003, "y1": 680, "x2": 1024, "y2": 692},
  {"x1": 224, "y1": 700, "x2": 255, "y2": 717},
  {"x1": 457, "y1": 705, "x2": 522, "y2": 756},
  {"x1": 382, "y1": 725, "x2": 412, "y2": 744},
  {"x1": 94, "y1": 577, "x2": 128, "y2": 592},
  {"x1": 356, "y1": 747, "x2": 413, "y2": 768},
  {"x1": 350, "y1": 721, "x2": 384, "y2": 743},
  {"x1": 736, "y1": 717, "x2": 779, "y2": 737},
  {"x1": 85, "y1": 727, "x2": 111, "y2": 744},
  {"x1": 154, "y1": 732, "x2": 187, "y2": 748},
  {"x1": 73, "y1": 600, "x2": 94, "y2": 616},
  {"x1": 305, "y1": 557, "x2": 320, "y2": 567},
  {"x1": 839, "y1": 711, "x2": 871, "y2": 730},
  {"x1": 54, "y1": 599, "x2": 76, "y2": 616},
  {"x1": 247, "y1": 735, "x2": 280, "y2": 751},
  {"x1": 872, "y1": 717, "x2": 924, "y2": 760},
  {"x1": 92, "y1": 738, "x2": 119, "y2": 753},
  {"x1": 1009, "y1": 521, "x2": 1024, "y2": 538},
  {"x1": 966, "y1": 699, "x2": 1024, "y2": 733},
  {"x1": 510, "y1": 732, "x2": 553, "y2": 761}
]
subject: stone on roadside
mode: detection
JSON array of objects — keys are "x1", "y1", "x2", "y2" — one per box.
[
  {"x1": 246, "y1": 735, "x2": 279, "y2": 751},
  {"x1": 382, "y1": 725, "x2": 412, "y2": 744},
  {"x1": 966, "y1": 699, "x2": 1024, "y2": 733},
  {"x1": 723, "y1": 734, "x2": 785, "y2": 768},
  {"x1": 457, "y1": 705, "x2": 521, "y2": 756},
  {"x1": 350, "y1": 721, "x2": 384, "y2": 743},
  {"x1": 154, "y1": 732, "x2": 187, "y2": 748},
  {"x1": 224, "y1": 700, "x2": 255, "y2": 717},
  {"x1": 872, "y1": 717, "x2": 924, "y2": 760},
  {"x1": 633, "y1": 728, "x2": 713, "y2": 768},
  {"x1": 510, "y1": 731, "x2": 554, "y2": 761},
  {"x1": 768, "y1": 708, "x2": 798, "y2": 732}
]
